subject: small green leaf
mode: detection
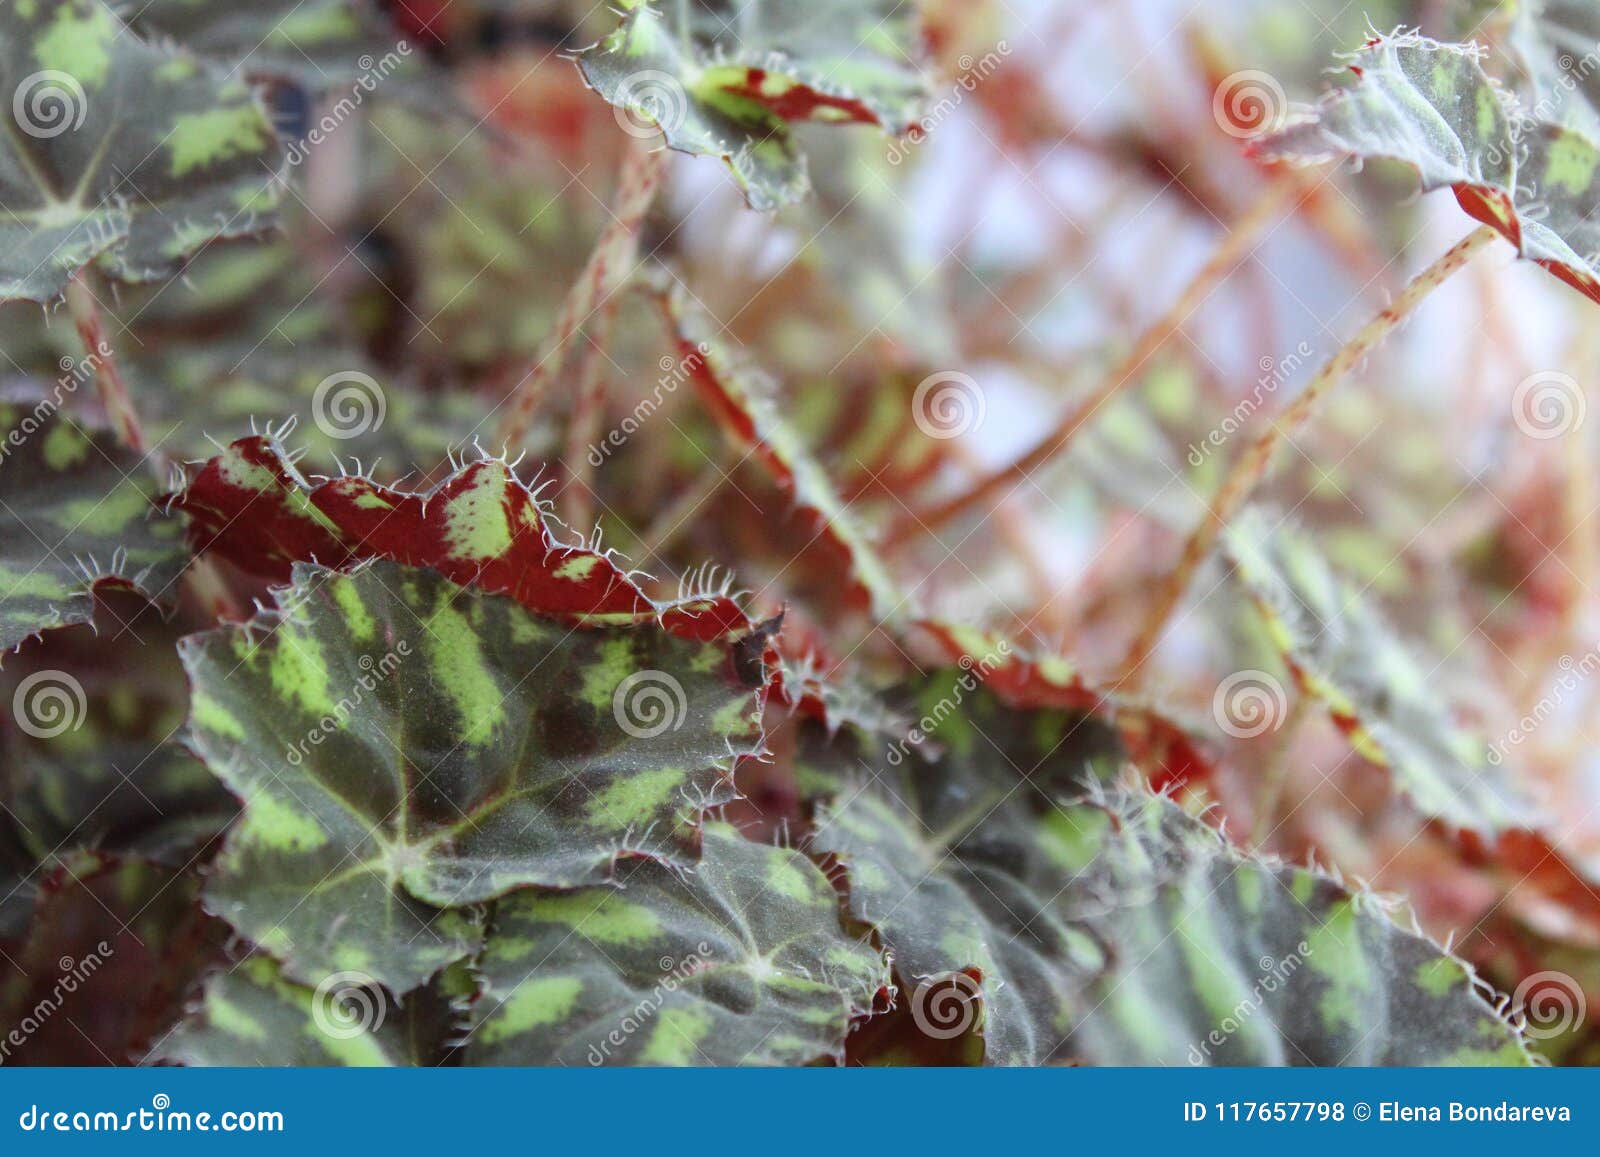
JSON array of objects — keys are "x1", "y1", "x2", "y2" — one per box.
[
  {"x1": 107, "y1": 1, "x2": 411, "y2": 90},
  {"x1": 578, "y1": 0, "x2": 930, "y2": 210},
  {"x1": 1256, "y1": 31, "x2": 1600, "y2": 304},
  {"x1": 0, "y1": 0, "x2": 284, "y2": 302},
  {"x1": 0, "y1": 402, "x2": 188, "y2": 651},
  {"x1": 467, "y1": 823, "x2": 886, "y2": 1066},
  {"x1": 1224, "y1": 507, "x2": 1540, "y2": 836}
]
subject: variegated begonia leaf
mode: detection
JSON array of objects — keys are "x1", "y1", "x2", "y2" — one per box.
[
  {"x1": 0, "y1": 0, "x2": 285, "y2": 302},
  {"x1": 107, "y1": 1, "x2": 409, "y2": 90},
  {"x1": 161, "y1": 955, "x2": 476, "y2": 1067},
  {"x1": 650, "y1": 276, "x2": 902, "y2": 621},
  {"x1": 801, "y1": 687, "x2": 1532, "y2": 1065},
  {"x1": 0, "y1": 853, "x2": 221, "y2": 1065},
  {"x1": 1499, "y1": 0, "x2": 1600, "y2": 136},
  {"x1": 0, "y1": 624, "x2": 237, "y2": 880},
  {"x1": 1223, "y1": 508, "x2": 1540, "y2": 837},
  {"x1": 1255, "y1": 30, "x2": 1600, "y2": 305},
  {"x1": 175, "y1": 435, "x2": 751, "y2": 640},
  {"x1": 466, "y1": 823, "x2": 886, "y2": 1065},
  {"x1": 0, "y1": 402, "x2": 188, "y2": 651},
  {"x1": 179, "y1": 560, "x2": 766, "y2": 991},
  {"x1": 577, "y1": 0, "x2": 931, "y2": 211}
]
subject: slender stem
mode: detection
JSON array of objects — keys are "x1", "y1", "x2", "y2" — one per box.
[
  {"x1": 1117, "y1": 225, "x2": 1499, "y2": 686},
  {"x1": 64, "y1": 273, "x2": 147, "y2": 454},
  {"x1": 885, "y1": 176, "x2": 1300, "y2": 548},
  {"x1": 560, "y1": 298, "x2": 620, "y2": 529},
  {"x1": 63, "y1": 271, "x2": 243, "y2": 622},
  {"x1": 636, "y1": 459, "x2": 727, "y2": 563},
  {"x1": 496, "y1": 136, "x2": 667, "y2": 450},
  {"x1": 1249, "y1": 697, "x2": 1307, "y2": 846}
]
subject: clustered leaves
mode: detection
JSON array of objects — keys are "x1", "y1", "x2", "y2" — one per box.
[{"x1": 2, "y1": 0, "x2": 1590, "y2": 1069}]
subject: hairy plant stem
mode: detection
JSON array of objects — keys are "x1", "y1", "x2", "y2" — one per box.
[
  {"x1": 1118, "y1": 224, "x2": 1499, "y2": 687},
  {"x1": 64, "y1": 274, "x2": 147, "y2": 454},
  {"x1": 63, "y1": 272, "x2": 242, "y2": 622},
  {"x1": 886, "y1": 176, "x2": 1300, "y2": 548},
  {"x1": 496, "y1": 136, "x2": 667, "y2": 450},
  {"x1": 560, "y1": 298, "x2": 620, "y2": 530}
]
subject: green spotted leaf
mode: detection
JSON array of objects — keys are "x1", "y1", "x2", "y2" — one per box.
[
  {"x1": 466, "y1": 823, "x2": 886, "y2": 1066},
  {"x1": 179, "y1": 560, "x2": 766, "y2": 992},
  {"x1": 161, "y1": 955, "x2": 475, "y2": 1067},
  {"x1": 0, "y1": 0, "x2": 285, "y2": 302},
  {"x1": 1256, "y1": 30, "x2": 1600, "y2": 305},
  {"x1": 578, "y1": 0, "x2": 930, "y2": 211},
  {"x1": 797, "y1": 672, "x2": 1530, "y2": 1065},
  {"x1": 0, "y1": 402, "x2": 188, "y2": 651},
  {"x1": 107, "y1": 1, "x2": 409, "y2": 90},
  {"x1": 1224, "y1": 508, "x2": 1540, "y2": 837}
]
